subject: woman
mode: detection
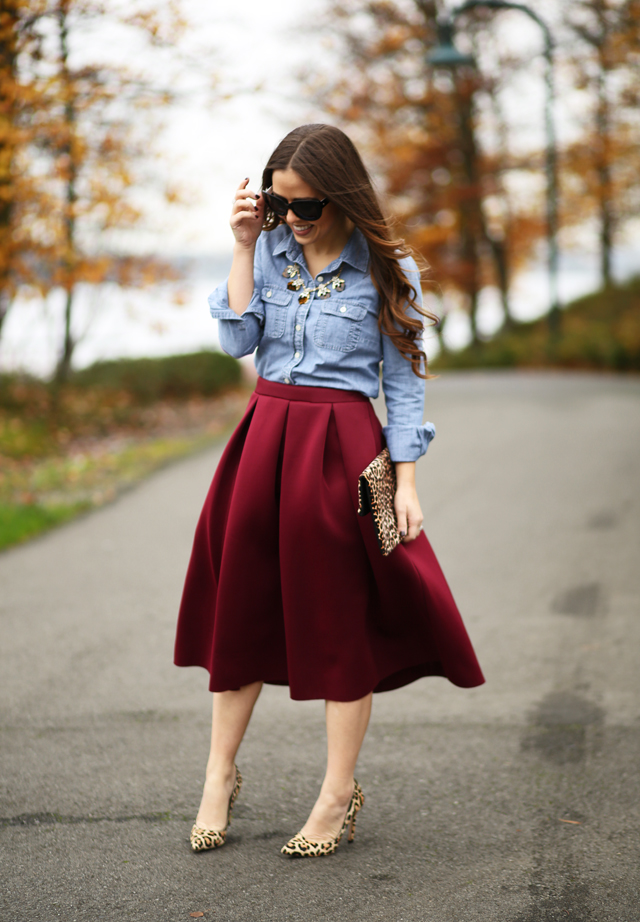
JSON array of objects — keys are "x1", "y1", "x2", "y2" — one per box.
[{"x1": 174, "y1": 124, "x2": 484, "y2": 858}]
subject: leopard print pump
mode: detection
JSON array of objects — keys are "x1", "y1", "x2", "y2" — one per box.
[
  {"x1": 190, "y1": 765, "x2": 242, "y2": 853},
  {"x1": 280, "y1": 781, "x2": 364, "y2": 858}
]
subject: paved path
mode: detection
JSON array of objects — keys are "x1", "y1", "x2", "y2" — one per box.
[{"x1": 1, "y1": 372, "x2": 639, "y2": 922}]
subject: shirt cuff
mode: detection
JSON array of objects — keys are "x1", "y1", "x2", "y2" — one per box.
[
  {"x1": 208, "y1": 284, "x2": 265, "y2": 321},
  {"x1": 382, "y1": 422, "x2": 436, "y2": 463}
]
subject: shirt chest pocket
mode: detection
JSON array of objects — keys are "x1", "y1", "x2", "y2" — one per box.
[
  {"x1": 261, "y1": 287, "x2": 292, "y2": 339},
  {"x1": 313, "y1": 300, "x2": 368, "y2": 353}
]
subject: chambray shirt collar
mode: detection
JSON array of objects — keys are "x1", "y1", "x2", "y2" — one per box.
[{"x1": 272, "y1": 226, "x2": 370, "y2": 275}]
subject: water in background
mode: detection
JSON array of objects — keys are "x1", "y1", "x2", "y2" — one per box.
[
  {"x1": 0, "y1": 247, "x2": 636, "y2": 378},
  {"x1": 0, "y1": 258, "x2": 231, "y2": 379}
]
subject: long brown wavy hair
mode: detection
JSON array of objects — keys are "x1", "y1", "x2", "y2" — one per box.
[{"x1": 261, "y1": 124, "x2": 436, "y2": 378}]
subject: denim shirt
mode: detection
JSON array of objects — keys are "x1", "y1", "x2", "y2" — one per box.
[{"x1": 209, "y1": 225, "x2": 436, "y2": 462}]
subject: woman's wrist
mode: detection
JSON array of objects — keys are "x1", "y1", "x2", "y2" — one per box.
[
  {"x1": 394, "y1": 461, "x2": 417, "y2": 487},
  {"x1": 228, "y1": 245, "x2": 257, "y2": 316},
  {"x1": 232, "y1": 240, "x2": 256, "y2": 258}
]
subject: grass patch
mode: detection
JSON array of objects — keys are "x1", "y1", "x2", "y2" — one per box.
[
  {"x1": 433, "y1": 276, "x2": 640, "y2": 371},
  {"x1": 0, "y1": 352, "x2": 250, "y2": 552},
  {"x1": 0, "y1": 426, "x2": 242, "y2": 552},
  {"x1": 0, "y1": 502, "x2": 90, "y2": 552},
  {"x1": 0, "y1": 350, "x2": 244, "y2": 454}
]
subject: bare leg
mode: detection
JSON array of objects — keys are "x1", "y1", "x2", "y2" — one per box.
[
  {"x1": 298, "y1": 692, "x2": 373, "y2": 841},
  {"x1": 195, "y1": 681, "x2": 263, "y2": 829}
]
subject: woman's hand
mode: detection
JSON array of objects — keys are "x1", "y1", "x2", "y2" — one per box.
[
  {"x1": 230, "y1": 177, "x2": 266, "y2": 250},
  {"x1": 394, "y1": 462, "x2": 423, "y2": 543}
]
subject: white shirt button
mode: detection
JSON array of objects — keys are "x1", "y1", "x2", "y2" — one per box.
[
  {"x1": 339, "y1": 305, "x2": 347, "y2": 312},
  {"x1": 317, "y1": 276, "x2": 324, "y2": 282},
  {"x1": 266, "y1": 290, "x2": 272, "y2": 297},
  {"x1": 295, "y1": 324, "x2": 301, "y2": 331},
  {"x1": 283, "y1": 377, "x2": 290, "y2": 383},
  {"x1": 294, "y1": 351, "x2": 300, "y2": 358}
]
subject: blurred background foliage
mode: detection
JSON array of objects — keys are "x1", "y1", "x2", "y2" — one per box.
[
  {"x1": 435, "y1": 275, "x2": 640, "y2": 369},
  {"x1": 0, "y1": 0, "x2": 189, "y2": 383},
  {"x1": 0, "y1": 0, "x2": 248, "y2": 547},
  {"x1": 307, "y1": 0, "x2": 640, "y2": 354},
  {"x1": 0, "y1": 350, "x2": 247, "y2": 550},
  {"x1": 0, "y1": 0, "x2": 639, "y2": 548}
]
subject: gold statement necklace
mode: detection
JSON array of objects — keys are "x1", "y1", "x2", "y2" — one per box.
[{"x1": 282, "y1": 264, "x2": 345, "y2": 305}]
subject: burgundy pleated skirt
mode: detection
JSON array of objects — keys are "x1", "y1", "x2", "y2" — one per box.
[{"x1": 174, "y1": 376, "x2": 484, "y2": 700}]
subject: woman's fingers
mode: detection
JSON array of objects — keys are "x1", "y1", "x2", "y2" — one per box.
[
  {"x1": 396, "y1": 505, "x2": 408, "y2": 539},
  {"x1": 231, "y1": 178, "x2": 263, "y2": 231},
  {"x1": 232, "y1": 200, "x2": 259, "y2": 219},
  {"x1": 401, "y1": 518, "x2": 422, "y2": 542},
  {"x1": 395, "y1": 499, "x2": 423, "y2": 542},
  {"x1": 234, "y1": 178, "x2": 259, "y2": 207},
  {"x1": 232, "y1": 202, "x2": 258, "y2": 223},
  {"x1": 230, "y1": 179, "x2": 265, "y2": 245},
  {"x1": 407, "y1": 515, "x2": 423, "y2": 541},
  {"x1": 234, "y1": 191, "x2": 258, "y2": 209}
]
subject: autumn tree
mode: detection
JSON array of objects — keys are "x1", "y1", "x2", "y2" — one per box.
[
  {"x1": 24, "y1": 0, "x2": 188, "y2": 383},
  {"x1": 562, "y1": 0, "x2": 640, "y2": 287},
  {"x1": 0, "y1": 1, "x2": 20, "y2": 337},
  {"x1": 0, "y1": 1, "x2": 188, "y2": 378},
  {"x1": 0, "y1": 0, "x2": 51, "y2": 339},
  {"x1": 306, "y1": 0, "x2": 553, "y2": 343}
]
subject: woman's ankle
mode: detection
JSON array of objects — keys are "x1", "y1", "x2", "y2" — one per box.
[
  {"x1": 318, "y1": 776, "x2": 355, "y2": 806},
  {"x1": 204, "y1": 760, "x2": 237, "y2": 785}
]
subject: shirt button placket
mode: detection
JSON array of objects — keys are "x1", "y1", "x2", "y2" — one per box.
[{"x1": 291, "y1": 286, "x2": 311, "y2": 372}]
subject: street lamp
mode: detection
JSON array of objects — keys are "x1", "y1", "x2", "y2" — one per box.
[
  {"x1": 425, "y1": 0, "x2": 560, "y2": 333},
  {"x1": 427, "y1": 20, "x2": 475, "y2": 68}
]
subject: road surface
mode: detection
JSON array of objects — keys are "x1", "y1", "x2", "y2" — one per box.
[{"x1": 1, "y1": 371, "x2": 639, "y2": 922}]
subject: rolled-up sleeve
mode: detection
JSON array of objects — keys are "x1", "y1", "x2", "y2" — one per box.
[
  {"x1": 208, "y1": 240, "x2": 266, "y2": 358},
  {"x1": 381, "y1": 257, "x2": 436, "y2": 462},
  {"x1": 208, "y1": 284, "x2": 265, "y2": 358}
]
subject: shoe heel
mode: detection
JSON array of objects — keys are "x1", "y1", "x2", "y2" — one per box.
[
  {"x1": 190, "y1": 764, "x2": 241, "y2": 853},
  {"x1": 281, "y1": 780, "x2": 364, "y2": 858}
]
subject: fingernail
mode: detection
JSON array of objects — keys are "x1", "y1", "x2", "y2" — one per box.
[
  {"x1": 400, "y1": 530, "x2": 407, "y2": 537},
  {"x1": 255, "y1": 193, "x2": 260, "y2": 199}
]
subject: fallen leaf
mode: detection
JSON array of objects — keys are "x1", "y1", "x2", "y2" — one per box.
[
  {"x1": 559, "y1": 819, "x2": 581, "y2": 825},
  {"x1": 190, "y1": 913, "x2": 204, "y2": 918}
]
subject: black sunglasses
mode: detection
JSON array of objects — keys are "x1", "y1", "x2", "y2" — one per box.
[{"x1": 263, "y1": 188, "x2": 330, "y2": 222}]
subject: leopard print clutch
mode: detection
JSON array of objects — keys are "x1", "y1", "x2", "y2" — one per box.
[{"x1": 357, "y1": 446, "x2": 401, "y2": 557}]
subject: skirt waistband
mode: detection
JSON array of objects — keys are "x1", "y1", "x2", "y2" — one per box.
[{"x1": 255, "y1": 376, "x2": 369, "y2": 404}]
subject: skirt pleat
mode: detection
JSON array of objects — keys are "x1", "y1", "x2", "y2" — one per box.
[{"x1": 174, "y1": 377, "x2": 484, "y2": 700}]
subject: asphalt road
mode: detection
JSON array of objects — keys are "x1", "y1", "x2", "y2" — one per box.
[{"x1": 1, "y1": 371, "x2": 639, "y2": 922}]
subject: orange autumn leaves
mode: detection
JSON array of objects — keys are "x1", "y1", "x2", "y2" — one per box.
[
  {"x1": 310, "y1": 0, "x2": 640, "y2": 338},
  {"x1": 0, "y1": 0, "x2": 186, "y2": 379}
]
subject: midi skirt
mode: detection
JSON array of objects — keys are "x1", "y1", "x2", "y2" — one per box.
[{"x1": 174, "y1": 376, "x2": 484, "y2": 700}]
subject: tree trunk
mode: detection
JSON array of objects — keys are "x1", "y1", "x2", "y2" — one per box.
[
  {"x1": 54, "y1": 1, "x2": 78, "y2": 383},
  {"x1": 485, "y1": 91, "x2": 513, "y2": 328},
  {"x1": 55, "y1": 287, "x2": 74, "y2": 383},
  {"x1": 0, "y1": 292, "x2": 10, "y2": 340},
  {"x1": 0, "y1": 1, "x2": 19, "y2": 344},
  {"x1": 487, "y1": 236, "x2": 513, "y2": 329},
  {"x1": 596, "y1": 62, "x2": 614, "y2": 287},
  {"x1": 456, "y1": 76, "x2": 484, "y2": 345}
]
